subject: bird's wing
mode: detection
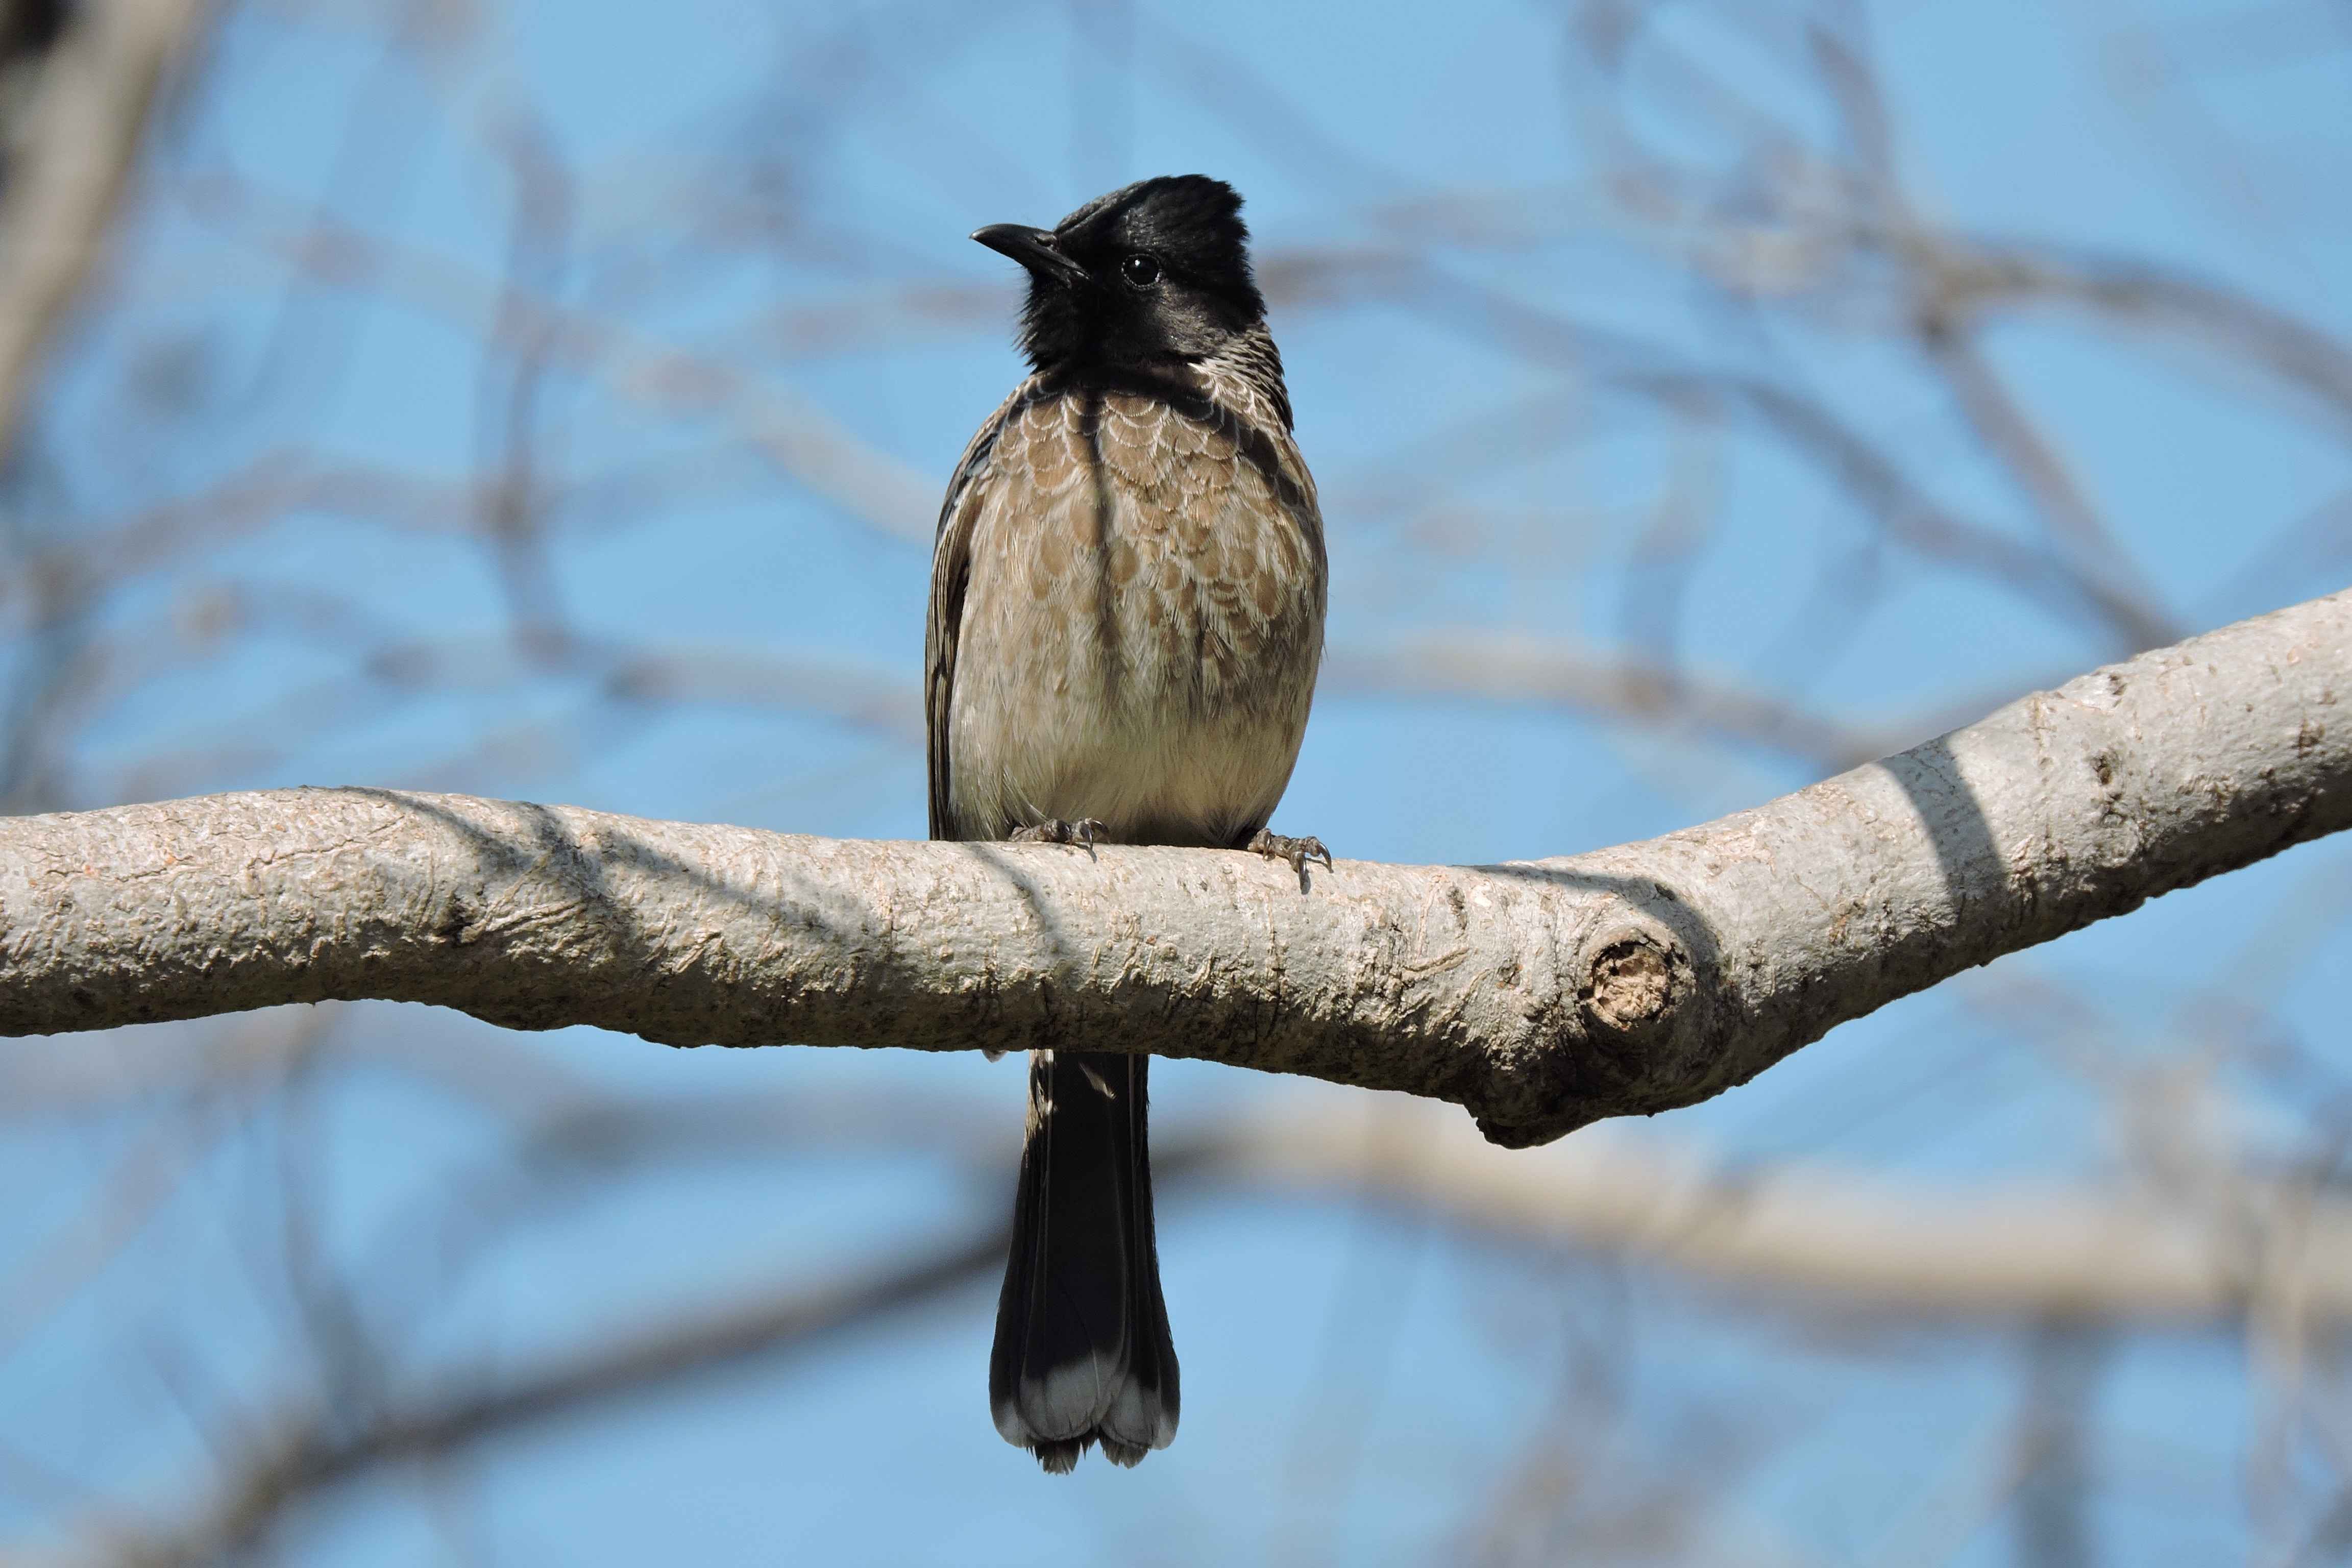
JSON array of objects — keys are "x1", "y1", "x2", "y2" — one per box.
[{"x1": 926, "y1": 376, "x2": 1044, "y2": 841}]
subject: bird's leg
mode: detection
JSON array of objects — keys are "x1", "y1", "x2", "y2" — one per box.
[
  {"x1": 1010, "y1": 817, "x2": 1111, "y2": 852},
  {"x1": 1247, "y1": 828, "x2": 1333, "y2": 878}
]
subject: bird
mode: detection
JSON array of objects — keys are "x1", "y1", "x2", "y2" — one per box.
[{"x1": 926, "y1": 175, "x2": 1330, "y2": 1473}]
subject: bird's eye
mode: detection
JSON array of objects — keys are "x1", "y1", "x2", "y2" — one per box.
[{"x1": 1119, "y1": 254, "x2": 1161, "y2": 287}]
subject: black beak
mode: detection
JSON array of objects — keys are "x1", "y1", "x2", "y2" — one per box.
[{"x1": 971, "y1": 224, "x2": 1091, "y2": 286}]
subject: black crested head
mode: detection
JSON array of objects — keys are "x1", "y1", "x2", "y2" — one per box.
[{"x1": 971, "y1": 175, "x2": 1267, "y2": 376}]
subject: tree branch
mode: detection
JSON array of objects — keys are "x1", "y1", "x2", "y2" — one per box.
[
  {"x1": 1231, "y1": 1098, "x2": 2352, "y2": 1325},
  {"x1": 2, "y1": 591, "x2": 2345, "y2": 1146},
  {"x1": 0, "y1": 0, "x2": 208, "y2": 461},
  {"x1": 54, "y1": 1226, "x2": 1014, "y2": 1568}
]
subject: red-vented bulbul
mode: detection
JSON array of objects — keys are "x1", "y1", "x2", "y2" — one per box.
[{"x1": 927, "y1": 176, "x2": 1329, "y2": 1472}]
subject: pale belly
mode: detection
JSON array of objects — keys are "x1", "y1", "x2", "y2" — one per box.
[{"x1": 942, "y1": 389, "x2": 1325, "y2": 848}]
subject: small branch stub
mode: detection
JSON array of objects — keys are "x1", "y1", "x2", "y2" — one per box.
[
  {"x1": 1474, "y1": 923, "x2": 1695, "y2": 1150},
  {"x1": 1580, "y1": 929, "x2": 1682, "y2": 1035}
]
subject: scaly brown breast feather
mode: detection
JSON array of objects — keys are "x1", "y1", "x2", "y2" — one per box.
[{"x1": 927, "y1": 370, "x2": 1324, "y2": 848}]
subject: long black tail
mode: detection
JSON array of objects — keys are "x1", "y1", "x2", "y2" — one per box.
[{"x1": 989, "y1": 1049, "x2": 1179, "y2": 1472}]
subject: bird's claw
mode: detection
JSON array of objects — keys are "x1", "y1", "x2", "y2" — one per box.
[
  {"x1": 1011, "y1": 817, "x2": 1110, "y2": 853},
  {"x1": 1248, "y1": 829, "x2": 1332, "y2": 879}
]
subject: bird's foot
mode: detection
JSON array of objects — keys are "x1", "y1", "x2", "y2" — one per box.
[
  {"x1": 1247, "y1": 828, "x2": 1333, "y2": 881},
  {"x1": 1010, "y1": 818, "x2": 1110, "y2": 853}
]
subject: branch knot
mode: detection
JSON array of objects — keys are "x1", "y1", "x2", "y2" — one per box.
[{"x1": 1579, "y1": 927, "x2": 1683, "y2": 1036}]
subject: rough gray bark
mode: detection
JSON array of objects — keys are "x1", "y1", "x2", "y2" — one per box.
[{"x1": 2, "y1": 589, "x2": 2344, "y2": 1146}]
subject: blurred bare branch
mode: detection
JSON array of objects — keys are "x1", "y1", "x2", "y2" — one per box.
[
  {"x1": 48, "y1": 1224, "x2": 1011, "y2": 1568},
  {"x1": 0, "y1": 0, "x2": 207, "y2": 462},
  {"x1": 180, "y1": 169, "x2": 944, "y2": 543},
  {"x1": 1236, "y1": 1097, "x2": 2352, "y2": 1327},
  {"x1": 1324, "y1": 631, "x2": 1896, "y2": 773}
]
